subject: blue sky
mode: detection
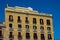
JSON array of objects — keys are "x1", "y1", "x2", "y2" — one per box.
[{"x1": 0, "y1": 0, "x2": 60, "y2": 40}]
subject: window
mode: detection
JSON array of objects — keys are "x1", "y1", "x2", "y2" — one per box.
[
  {"x1": 9, "y1": 32, "x2": 14, "y2": 40},
  {"x1": 25, "y1": 17, "x2": 29, "y2": 23},
  {"x1": 26, "y1": 33, "x2": 30, "y2": 39},
  {"x1": 18, "y1": 24, "x2": 22, "y2": 31},
  {"x1": 25, "y1": 25, "x2": 29, "y2": 32},
  {"x1": 18, "y1": 24, "x2": 22, "y2": 29},
  {"x1": 40, "y1": 19, "x2": 44, "y2": 25},
  {"x1": 41, "y1": 34, "x2": 45, "y2": 40},
  {"x1": 18, "y1": 32, "x2": 22, "y2": 39},
  {"x1": 0, "y1": 27, "x2": 2, "y2": 29},
  {"x1": 18, "y1": 16, "x2": 21, "y2": 23},
  {"x1": 33, "y1": 33, "x2": 38, "y2": 39},
  {"x1": 33, "y1": 18, "x2": 37, "y2": 24},
  {"x1": 25, "y1": 25, "x2": 29, "y2": 29},
  {"x1": 9, "y1": 32, "x2": 14, "y2": 38},
  {"x1": 0, "y1": 39, "x2": 3, "y2": 40},
  {"x1": 9, "y1": 24, "x2": 13, "y2": 31},
  {"x1": 47, "y1": 20, "x2": 50, "y2": 25},
  {"x1": 47, "y1": 27, "x2": 51, "y2": 33},
  {"x1": 9, "y1": 24, "x2": 12, "y2": 28},
  {"x1": 33, "y1": 26, "x2": 37, "y2": 32},
  {"x1": 0, "y1": 31, "x2": 2, "y2": 37},
  {"x1": 40, "y1": 26, "x2": 44, "y2": 33},
  {"x1": 48, "y1": 34, "x2": 52, "y2": 39},
  {"x1": 33, "y1": 26, "x2": 37, "y2": 30},
  {"x1": 9, "y1": 15, "x2": 13, "y2": 22}
]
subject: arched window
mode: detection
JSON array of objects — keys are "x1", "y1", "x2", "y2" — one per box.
[
  {"x1": 47, "y1": 27, "x2": 51, "y2": 33},
  {"x1": 26, "y1": 33, "x2": 30, "y2": 39},
  {"x1": 40, "y1": 26, "x2": 44, "y2": 33},
  {"x1": 18, "y1": 32, "x2": 22, "y2": 39},
  {"x1": 40, "y1": 19, "x2": 44, "y2": 25},
  {"x1": 33, "y1": 33, "x2": 38, "y2": 39},
  {"x1": 33, "y1": 18, "x2": 37, "y2": 24},
  {"x1": 41, "y1": 34, "x2": 45, "y2": 40},
  {"x1": 9, "y1": 15, "x2": 13, "y2": 22},
  {"x1": 33, "y1": 26, "x2": 37, "y2": 30},
  {"x1": 47, "y1": 20, "x2": 50, "y2": 25},
  {"x1": 25, "y1": 17, "x2": 29, "y2": 23}
]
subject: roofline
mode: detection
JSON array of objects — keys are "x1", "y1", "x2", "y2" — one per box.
[{"x1": 5, "y1": 6, "x2": 52, "y2": 17}]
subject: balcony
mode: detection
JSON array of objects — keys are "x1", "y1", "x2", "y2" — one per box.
[
  {"x1": 25, "y1": 20, "x2": 29, "y2": 24},
  {"x1": 34, "y1": 39, "x2": 38, "y2": 40},
  {"x1": 40, "y1": 30, "x2": 44, "y2": 34},
  {"x1": 9, "y1": 35, "x2": 14, "y2": 39},
  {"x1": 26, "y1": 39, "x2": 30, "y2": 40},
  {"x1": 48, "y1": 31, "x2": 51, "y2": 33},
  {"x1": 18, "y1": 28, "x2": 22, "y2": 31},
  {"x1": 33, "y1": 29, "x2": 37, "y2": 33},
  {"x1": 18, "y1": 20, "x2": 22, "y2": 23},
  {"x1": 41, "y1": 39, "x2": 45, "y2": 40},
  {"x1": 9, "y1": 28, "x2": 13, "y2": 31},
  {"x1": 26, "y1": 29, "x2": 30, "y2": 33},
  {"x1": 18, "y1": 37, "x2": 22, "y2": 40},
  {"x1": 48, "y1": 39, "x2": 52, "y2": 40}
]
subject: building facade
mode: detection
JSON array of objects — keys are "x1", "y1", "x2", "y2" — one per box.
[
  {"x1": 0, "y1": 22, "x2": 5, "y2": 40},
  {"x1": 5, "y1": 6, "x2": 54, "y2": 40}
]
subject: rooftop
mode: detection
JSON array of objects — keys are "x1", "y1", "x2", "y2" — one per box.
[{"x1": 5, "y1": 6, "x2": 52, "y2": 17}]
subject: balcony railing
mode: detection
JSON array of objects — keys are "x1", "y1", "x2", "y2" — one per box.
[
  {"x1": 34, "y1": 39, "x2": 37, "y2": 40},
  {"x1": 41, "y1": 38, "x2": 45, "y2": 40},
  {"x1": 33, "y1": 29, "x2": 37, "y2": 33},
  {"x1": 18, "y1": 36, "x2": 22, "y2": 40},
  {"x1": 9, "y1": 28, "x2": 13, "y2": 31},
  {"x1": 26, "y1": 39, "x2": 30, "y2": 40},
  {"x1": 48, "y1": 39, "x2": 52, "y2": 40},
  {"x1": 26, "y1": 29, "x2": 30, "y2": 33},
  {"x1": 9, "y1": 35, "x2": 14, "y2": 39},
  {"x1": 18, "y1": 28, "x2": 22, "y2": 31},
  {"x1": 40, "y1": 30, "x2": 44, "y2": 34},
  {"x1": 48, "y1": 31, "x2": 51, "y2": 33},
  {"x1": 25, "y1": 20, "x2": 29, "y2": 24}
]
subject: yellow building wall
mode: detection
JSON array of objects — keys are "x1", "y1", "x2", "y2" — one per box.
[{"x1": 5, "y1": 11, "x2": 54, "y2": 40}]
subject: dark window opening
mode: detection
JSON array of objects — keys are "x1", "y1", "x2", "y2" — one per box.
[
  {"x1": 0, "y1": 31, "x2": 2, "y2": 38},
  {"x1": 33, "y1": 26, "x2": 37, "y2": 30},
  {"x1": 0, "y1": 39, "x2": 3, "y2": 40},
  {"x1": 47, "y1": 27, "x2": 51, "y2": 33},
  {"x1": 18, "y1": 24, "x2": 22, "y2": 29},
  {"x1": 9, "y1": 24, "x2": 12, "y2": 28},
  {"x1": 0, "y1": 27, "x2": 2, "y2": 29},
  {"x1": 33, "y1": 18, "x2": 37, "y2": 24},
  {"x1": 18, "y1": 24, "x2": 22, "y2": 31},
  {"x1": 26, "y1": 33, "x2": 30, "y2": 39},
  {"x1": 48, "y1": 34, "x2": 52, "y2": 39},
  {"x1": 47, "y1": 20, "x2": 50, "y2": 25},
  {"x1": 26, "y1": 25, "x2": 29, "y2": 29},
  {"x1": 25, "y1": 17, "x2": 29, "y2": 23},
  {"x1": 33, "y1": 33, "x2": 38, "y2": 39},
  {"x1": 18, "y1": 32, "x2": 22, "y2": 39},
  {"x1": 40, "y1": 19, "x2": 44, "y2": 25},
  {"x1": 18, "y1": 16, "x2": 21, "y2": 23},
  {"x1": 41, "y1": 34, "x2": 45, "y2": 40},
  {"x1": 9, "y1": 15, "x2": 13, "y2": 22},
  {"x1": 9, "y1": 32, "x2": 14, "y2": 38}
]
